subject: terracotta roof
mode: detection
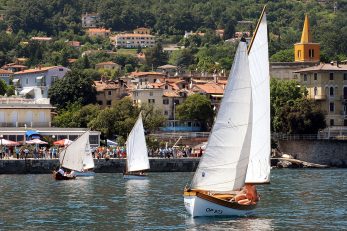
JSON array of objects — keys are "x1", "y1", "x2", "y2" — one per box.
[
  {"x1": 294, "y1": 63, "x2": 347, "y2": 72},
  {"x1": 163, "y1": 91, "x2": 180, "y2": 97},
  {"x1": 14, "y1": 66, "x2": 63, "y2": 75},
  {"x1": 116, "y1": 33, "x2": 155, "y2": 38},
  {"x1": 96, "y1": 61, "x2": 118, "y2": 66},
  {"x1": 157, "y1": 64, "x2": 177, "y2": 69},
  {"x1": 87, "y1": 28, "x2": 111, "y2": 33},
  {"x1": 0, "y1": 69, "x2": 13, "y2": 74},
  {"x1": 94, "y1": 80, "x2": 119, "y2": 91},
  {"x1": 194, "y1": 82, "x2": 224, "y2": 94},
  {"x1": 130, "y1": 72, "x2": 166, "y2": 77}
]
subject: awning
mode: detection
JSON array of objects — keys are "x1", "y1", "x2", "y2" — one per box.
[
  {"x1": 26, "y1": 130, "x2": 42, "y2": 139},
  {"x1": 12, "y1": 79, "x2": 19, "y2": 83},
  {"x1": 36, "y1": 76, "x2": 43, "y2": 80},
  {"x1": 20, "y1": 87, "x2": 35, "y2": 95},
  {"x1": 211, "y1": 94, "x2": 223, "y2": 98}
]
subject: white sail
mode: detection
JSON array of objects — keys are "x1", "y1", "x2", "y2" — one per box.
[
  {"x1": 246, "y1": 12, "x2": 271, "y2": 184},
  {"x1": 191, "y1": 41, "x2": 253, "y2": 192},
  {"x1": 82, "y1": 138, "x2": 95, "y2": 170},
  {"x1": 60, "y1": 131, "x2": 90, "y2": 171},
  {"x1": 126, "y1": 113, "x2": 150, "y2": 172}
]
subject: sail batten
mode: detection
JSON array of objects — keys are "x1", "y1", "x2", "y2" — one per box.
[
  {"x1": 126, "y1": 113, "x2": 150, "y2": 172},
  {"x1": 190, "y1": 42, "x2": 253, "y2": 192},
  {"x1": 246, "y1": 12, "x2": 271, "y2": 184}
]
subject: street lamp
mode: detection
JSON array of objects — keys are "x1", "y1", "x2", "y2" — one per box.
[
  {"x1": 0, "y1": 134, "x2": 3, "y2": 159},
  {"x1": 173, "y1": 102, "x2": 176, "y2": 133}
]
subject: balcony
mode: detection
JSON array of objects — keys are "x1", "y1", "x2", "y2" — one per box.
[
  {"x1": 0, "y1": 122, "x2": 51, "y2": 128},
  {"x1": 313, "y1": 95, "x2": 326, "y2": 100}
]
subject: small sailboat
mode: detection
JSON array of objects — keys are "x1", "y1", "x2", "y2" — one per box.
[
  {"x1": 123, "y1": 112, "x2": 150, "y2": 179},
  {"x1": 74, "y1": 140, "x2": 95, "y2": 177},
  {"x1": 183, "y1": 7, "x2": 270, "y2": 217},
  {"x1": 53, "y1": 131, "x2": 94, "y2": 180}
]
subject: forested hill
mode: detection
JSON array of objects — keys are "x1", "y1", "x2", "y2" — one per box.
[{"x1": 0, "y1": 0, "x2": 346, "y2": 59}]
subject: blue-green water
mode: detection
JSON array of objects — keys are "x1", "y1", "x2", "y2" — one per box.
[{"x1": 0, "y1": 169, "x2": 346, "y2": 230}]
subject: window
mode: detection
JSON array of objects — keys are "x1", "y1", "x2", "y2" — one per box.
[
  {"x1": 164, "y1": 110, "x2": 168, "y2": 115},
  {"x1": 344, "y1": 73, "x2": 347, "y2": 81},
  {"x1": 149, "y1": 91, "x2": 153, "y2": 96},
  {"x1": 106, "y1": 100, "x2": 112, "y2": 106},
  {"x1": 314, "y1": 87, "x2": 317, "y2": 96},
  {"x1": 97, "y1": 101, "x2": 103, "y2": 105},
  {"x1": 297, "y1": 50, "x2": 301, "y2": 58},
  {"x1": 148, "y1": 99, "x2": 155, "y2": 103},
  {"x1": 26, "y1": 78, "x2": 29, "y2": 84},
  {"x1": 330, "y1": 119, "x2": 334, "y2": 126},
  {"x1": 59, "y1": 68, "x2": 64, "y2": 71},
  {"x1": 314, "y1": 73, "x2": 317, "y2": 80},
  {"x1": 309, "y1": 49, "x2": 314, "y2": 58},
  {"x1": 329, "y1": 73, "x2": 334, "y2": 80},
  {"x1": 163, "y1": 99, "x2": 169, "y2": 104},
  {"x1": 108, "y1": 91, "x2": 112, "y2": 95},
  {"x1": 330, "y1": 87, "x2": 334, "y2": 96},
  {"x1": 165, "y1": 85, "x2": 168, "y2": 90},
  {"x1": 303, "y1": 74, "x2": 307, "y2": 81},
  {"x1": 329, "y1": 102, "x2": 334, "y2": 112}
]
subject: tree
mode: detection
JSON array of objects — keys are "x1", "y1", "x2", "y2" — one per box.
[
  {"x1": 168, "y1": 48, "x2": 195, "y2": 68},
  {"x1": 270, "y1": 48, "x2": 294, "y2": 62},
  {"x1": 0, "y1": 79, "x2": 7, "y2": 95},
  {"x1": 270, "y1": 79, "x2": 325, "y2": 134},
  {"x1": 48, "y1": 69, "x2": 97, "y2": 110},
  {"x1": 145, "y1": 43, "x2": 168, "y2": 69},
  {"x1": 176, "y1": 94, "x2": 214, "y2": 131}
]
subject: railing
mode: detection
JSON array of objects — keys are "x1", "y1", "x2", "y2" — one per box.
[
  {"x1": 0, "y1": 122, "x2": 51, "y2": 128},
  {"x1": 149, "y1": 132, "x2": 209, "y2": 139}
]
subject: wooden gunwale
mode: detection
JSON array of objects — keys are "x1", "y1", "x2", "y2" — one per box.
[{"x1": 184, "y1": 189, "x2": 257, "y2": 211}]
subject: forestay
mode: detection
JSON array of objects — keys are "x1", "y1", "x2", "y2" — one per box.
[
  {"x1": 60, "y1": 131, "x2": 90, "y2": 171},
  {"x1": 191, "y1": 42, "x2": 253, "y2": 192},
  {"x1": 246, "y1": 11, "x2": 271, "y2": 184},
  {"x1": 126, "y1": 113, "x2": 150, "y2": 172}
]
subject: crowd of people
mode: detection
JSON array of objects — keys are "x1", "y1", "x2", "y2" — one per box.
[{"x1": 0, "y1": 143, "x2": 202, "y2": 160}]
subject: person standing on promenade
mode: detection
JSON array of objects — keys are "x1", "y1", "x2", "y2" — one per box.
[
  {"x1": 24, "y1": 148, "x2": 29, "y2": 159},
  {"x1": 15, "y1": 146, "x2": 20, "y2": 159}
]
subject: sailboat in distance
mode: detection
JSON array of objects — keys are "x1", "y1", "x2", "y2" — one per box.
[
  {"x1": 183, "y1": 7, "x2": 270, "y2": 217},
  {"x1": 53, "y1": 131, "x2": 94, "y2": 180},
  {"x1": 123, "y1": 112, "x2": 150, "y2": 179}
]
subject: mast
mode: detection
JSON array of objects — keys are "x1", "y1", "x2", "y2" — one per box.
[{"x1": 247, "y1": 5, "x2": 267, "y2": 54}]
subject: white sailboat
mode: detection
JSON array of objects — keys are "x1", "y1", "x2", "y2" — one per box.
[
  {"x1": 123, "y1": 112, "x2": 150, "y2": 179},
  {"x1": 184, "y1": 7, "x2": 270, "y2": 217},
  {"x1": 53, "y1": 131, "x2": 95, "y2": 180},
  {"x1": 74, "y1": 138, "x2": 96, "y2": 177}
]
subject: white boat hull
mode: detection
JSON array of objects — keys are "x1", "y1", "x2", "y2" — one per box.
[
  {"x1": 74, "y1": 171, "x2": 95, "y2": 177},
  {"x1": 184, "y1": 194, "x2": 256, "y2": 217},
  {"x1": 123, "y1": 174, "x2": 148, "y2": 180}
]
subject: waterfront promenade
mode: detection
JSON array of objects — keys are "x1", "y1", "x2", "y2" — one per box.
[{"x1": 0, "y1": 157, "x2": 201, "y2": 174}]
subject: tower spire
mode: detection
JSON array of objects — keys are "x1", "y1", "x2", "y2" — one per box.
[{"x1": 300, "y1": 14, "x2": 311, "y2": 43}]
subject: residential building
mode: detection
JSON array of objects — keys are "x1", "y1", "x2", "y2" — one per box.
[
  {"x1": 295, "y1": 62, "x2": 347, "y2": 126},
  {"x1": 157, "y1": 64, "x2": 178, "y2": 76},
  {"x1": 133, "y1": 27, "x2": 151, "y2": 35},
  {"x1": 124, "y1": 72, "x2": 166, "y2": 89},
  {"x1": 30, "y1": 37, "x2": 53, "y2": 42},
  {"x1": 82, "y1": 12, "x2": 100, "y2": 28},
  {"x1": 12, "y1": 66, "x2": 70, "y2": 98},
  {"x1": 0, "y1": 69, "x2": 13, "y2": 85},
  {"x1": 2, "y1": 63, "x2": 28, "y2": 72},
  {"x1": 0, "y1": 97, "x2": 53, "y2": 128},
  {"x1": 95, "y1": 61, "x2": 121, "y2": 70},
  {"x1": 294, "y1": 14, "x2": 320, "y2": 62},
  {"x1": 94, "y1": 79, "x2": 127, "y2": 108},
  {"x1": 66, "y1": 41, "x2": 81, "y2": 48},
  {"x1": 132, "y1": 87, "x2": 163, "y2": 108},
  {"x1": 86, "y1": 28, "x2": 111, "y2": 38},
  {"x1": 114, "y1": 33, "x2": 156, "y2": 48},
  {"x1": 191, "y1": 81, "x2": 225, "y2": 110}
]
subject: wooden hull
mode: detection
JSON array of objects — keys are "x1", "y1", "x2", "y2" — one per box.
[
  {"x1": 123, "y1": 172, "x2": 148, "y2": 180},
  {"x1": 184, "y1": 190, "x2": 256, "y2": 217},
  {"x1": 52, "y1": 171, "x2": 76, "y2": 181}
]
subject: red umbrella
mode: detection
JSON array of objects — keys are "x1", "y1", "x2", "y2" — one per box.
[
  {"x1": 0, "y1": 138, "x2": 20, "y2": 146},
  {"x1": 53, "y1": 139, "x2": 72, "y2": 146}
]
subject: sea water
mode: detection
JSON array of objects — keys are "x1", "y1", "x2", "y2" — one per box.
[{"x1": 0, "y1": 169, "x2": 346, "y2": 230}]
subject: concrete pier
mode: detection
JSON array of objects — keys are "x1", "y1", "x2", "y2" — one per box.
[{"x1": 0, "y1": 158, "x2": 201, "y2": 174}]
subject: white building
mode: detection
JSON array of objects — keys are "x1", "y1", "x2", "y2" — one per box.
[
  {"x1": 0, "y1": 69, "x2": 13, "y2": 85},
  {"x1": 114, "y1": 33, "x2": 156, "y2": 48},
  {"x1": 13, "y1": 66, "x2": 70, "y2": 98},
  {"x1": 82, "y1": 12, "x2": 100, "y2": 28}
]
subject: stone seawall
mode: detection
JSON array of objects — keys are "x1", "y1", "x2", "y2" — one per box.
[
  {"x1": 0, "y1": 158, "x2": 201, "y2": 174},
  {"x1": 278, "y1": 140, "x2": 347, "y2": 167}
]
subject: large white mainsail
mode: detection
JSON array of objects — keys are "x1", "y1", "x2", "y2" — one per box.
[
  {"x1": 190, "y1": 41, "x2": 253, "y2": 192},
  {"x1": 126, "y1": 113, "x2": 150, "y2": 172},
  {"x1": 246, "y1": 10, "x2": 271, "y2": 184},
  {"x1": 60, "y1": 131, "x2": 90, "y2": 171}
]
